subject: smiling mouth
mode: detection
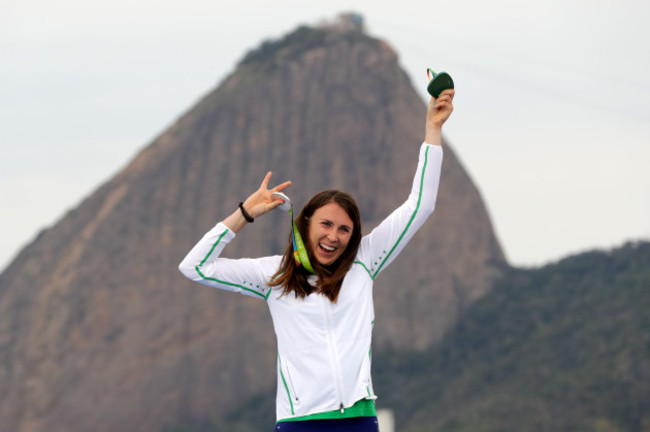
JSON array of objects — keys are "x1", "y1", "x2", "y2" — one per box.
[{"x1": 319, "y1": 243, "x2": 336, "y2": 253}]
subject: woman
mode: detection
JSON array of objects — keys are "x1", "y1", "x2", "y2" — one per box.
[{"x1": 179, "y1": 90, "x2": 455, "y2": 431}]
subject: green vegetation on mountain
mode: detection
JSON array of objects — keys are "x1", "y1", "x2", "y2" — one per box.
[
  {"x1": 375, "y1": 241, "x2": 650, "y2": 432},
  {"x1": 238, "y1": 26, "x2": 329, "y2": 67},
  {"x1": 201, "y1": 241, "x2": 650, "y2": 432},
  {"x1": 238, "y1": 24, "x2": 368, "y2": 69}
]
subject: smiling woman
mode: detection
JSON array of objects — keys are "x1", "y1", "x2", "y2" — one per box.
[
  {"x1": 309, "y1": 201, "x2": 354, "y2": 266},
  {"x1": 178, "y1": 89, "x2": 454, "y2": 431},
  {"x1": 269, "y1": 189, "x2": 362, "y2": 303}
]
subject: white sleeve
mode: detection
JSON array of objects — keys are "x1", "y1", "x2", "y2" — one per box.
[
  {"x1": 356, "y1": 143, "x2": 443, "y2": 280},
  {"x1": 178, "y1": 222, "x2": 279, "y2": 300}
]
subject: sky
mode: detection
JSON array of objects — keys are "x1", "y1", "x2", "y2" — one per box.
[{"x1": 1, "y1": 0, "x2": 649, "y2": 271}]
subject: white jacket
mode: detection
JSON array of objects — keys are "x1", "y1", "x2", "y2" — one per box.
[{"x1": 178, "y1": 143, "x2": 443, "y2": 421}]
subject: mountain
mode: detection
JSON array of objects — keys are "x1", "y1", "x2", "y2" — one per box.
[
  {"x1": 0, "y1": 15, "x2": 505, "y2": 432},
  {"x1": 375, "y1": 241, "x2": 650, "y2": 432},
  {"x1": 211, "y1": 241, "x2": 650, "y2": 432}
]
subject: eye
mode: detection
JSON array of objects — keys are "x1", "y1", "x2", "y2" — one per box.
[
  {"x1": 340, "y1": 226, "x2": 351, "y2": 234},
  {"x1": 322, "y1": 221, "x2": 332, "y2": 228}
]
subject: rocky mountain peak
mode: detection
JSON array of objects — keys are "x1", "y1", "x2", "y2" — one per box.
[{"x1": 0, "y1": 18, "x2": 505, "y2": 432}]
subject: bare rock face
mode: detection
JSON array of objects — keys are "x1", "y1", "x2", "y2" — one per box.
[{"x1": 0, "y1": 23, "x2": 505, "y2": 432}]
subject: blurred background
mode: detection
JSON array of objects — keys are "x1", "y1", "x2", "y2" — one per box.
[{"x1": 2, "y1": 0, "x2": 649, "y2": 272}]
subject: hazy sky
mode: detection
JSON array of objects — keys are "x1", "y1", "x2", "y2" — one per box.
[{"x1": 1, "y1": 0, "x2": 649, "y2": 271}]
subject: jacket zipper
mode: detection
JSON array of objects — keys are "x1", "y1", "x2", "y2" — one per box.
[
  {"x1": 285, "y1": 363, "x2": 300, "y2": 405},
  {"x1": 279, "y1": 355, "x2": 298, "y2": 414},
  {"x1": 321, "y1": 296, "x2": 346, "y2": 412}
]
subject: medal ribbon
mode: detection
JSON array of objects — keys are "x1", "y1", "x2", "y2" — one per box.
[{"x1": 289, "y1": 207, "x2": 316, "y2": 274}]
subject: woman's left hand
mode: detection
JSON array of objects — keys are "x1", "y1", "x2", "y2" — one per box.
[
  {"x1": 425, "y1": 89, "x2": 455, "y2": 145},
  {"x1": 428, "y1": 89, "x2": 455, "y2": 127}
]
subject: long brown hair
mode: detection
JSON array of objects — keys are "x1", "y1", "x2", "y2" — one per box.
[{"x1": 270, "y1": 190, "x2": 362, "y2": 302}]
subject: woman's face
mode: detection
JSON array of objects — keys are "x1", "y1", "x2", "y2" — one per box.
[{"x1": 307, "y1": 202, "x2": 354, "y2": 266}]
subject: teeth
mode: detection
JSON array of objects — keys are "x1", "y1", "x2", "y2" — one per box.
[{"x1": 320, "y1": 243, "x2": 335, "y2": 252}]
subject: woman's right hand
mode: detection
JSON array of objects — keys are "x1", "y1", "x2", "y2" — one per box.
[{"x1": 242, "y1": 172, "x2": 292, "y2": 219}]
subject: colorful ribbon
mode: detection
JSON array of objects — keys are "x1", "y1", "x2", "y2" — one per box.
[{"x1": 289, "y1": 207, "x2": 316, "y2": 274}]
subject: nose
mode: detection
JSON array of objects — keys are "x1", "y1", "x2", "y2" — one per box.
[{"x1": 326, "y1": 230, "x2": 338, "y2": 243}]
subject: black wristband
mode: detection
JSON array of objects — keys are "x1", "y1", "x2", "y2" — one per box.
[{"x1": 238, "y1": 202, "x2": 254, "y2": 223}]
